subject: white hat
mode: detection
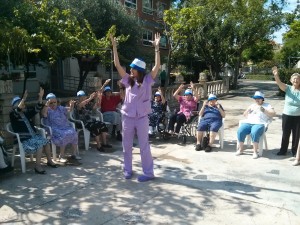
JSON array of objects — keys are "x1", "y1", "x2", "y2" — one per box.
[
  {"x1": 46, "y1": 93, "x2": 56, "y2": 100},
  {"x1": 11, "y1": 96, "x2": 21, "y2": 106},
  {"x1": 129, "y1": 58, "x2": 146, "y2": 72},
  {"x1": 77, "y1": 90, "x2": 86, "y2": 97},
  {"x1": 252, "y1": 91, "x2": 264, "y2": 100},
  {"x1": 207, "y1": 94, "x2": 217, "y2": 101}
]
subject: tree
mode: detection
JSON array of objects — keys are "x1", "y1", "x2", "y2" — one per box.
[{"x1": 164, "y1": 0, "x2": 286, "y2": 88}]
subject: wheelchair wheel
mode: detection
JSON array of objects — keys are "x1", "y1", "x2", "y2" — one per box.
[
  {"x1": 182, "y1": 135, "x2": 187, "y2": 144},
  {"x1": 190, "y1": 116, "x2": 199, "y2": 137}
]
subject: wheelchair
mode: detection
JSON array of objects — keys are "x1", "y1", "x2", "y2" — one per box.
[
  {"x1": 149, "y1": 102, "x2": 171, "y2": 140},
  {"x1": 178, "y1": 112, "x2": 199, "y2": 144}
]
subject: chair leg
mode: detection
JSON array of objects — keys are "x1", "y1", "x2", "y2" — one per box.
[
  {"x1": 11, "y1": 146, "x2": 16, "y2": 167},
  {"x1": 83, "y1": 129, "x2": 90, "y2": 151},
  {"x1": 51, "y1": 143, "x2": 57, "y2": 161},
  {"x1": 19, "y1": 147, "x2": 26, "y2": 173},
  {"x1": 258, "y1": 134, "x2": 264, "y2": 157},
  {"x1": 264, "y1": 134, "x2": 268, "y2": 150}
]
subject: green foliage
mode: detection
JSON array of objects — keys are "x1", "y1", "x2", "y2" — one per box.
[{"x1": 164, "y1": 0, "x2": 286, "y2": 87}]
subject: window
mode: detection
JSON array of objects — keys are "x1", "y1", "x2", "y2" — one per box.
[
  {"x1": 142, "y1": 30, "x2": 153, "y2": 46},
  {"x1": 143, "y1": 0, "x2": 153, "y2": 15},
  {"x1": 125, "y1": 0, "x2": 137, "y2": 9},
  {"x1": 160, "y1": 34, "x2": 168, "y2": 48},
  {"x1": 157, "y1": 2, "x2": 167, "y2": 18}
]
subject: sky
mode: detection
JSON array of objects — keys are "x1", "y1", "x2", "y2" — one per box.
[{"x1": 272, "y1": 0, "x2": 298, "y2": 44}]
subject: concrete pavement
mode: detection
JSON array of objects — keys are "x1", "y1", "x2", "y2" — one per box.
[{"x1": 0, "y1": 80, "x2": 299, "y2": 225}]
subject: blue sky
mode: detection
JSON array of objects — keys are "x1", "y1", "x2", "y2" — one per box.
[{"x1": 272, "y1": 0, "x2": 298, "y2": 44}]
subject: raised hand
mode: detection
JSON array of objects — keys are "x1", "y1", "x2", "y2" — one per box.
[
  {"x1": 152, "y1": 33, "x2": 161, "y2": 48},
  {"x1": 104, "y1": 79, "x2": 111, "y2": 85},
  {"x1": 38, "y1": 87, "x2": 44, "y2": 99},
  {"x1": 272, "y1": 66, "x2": 278, "y2": 76},
  {"x1": 23, "y1": 90, "x2": 28, "y2": 101},
  {"x1": 110, "y1": 34, "x2": 117, "y2": 47}
]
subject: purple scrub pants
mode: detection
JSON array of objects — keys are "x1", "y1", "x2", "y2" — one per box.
[{"x1": 122, "y1": 115, "x2": 154, "y2": 177}]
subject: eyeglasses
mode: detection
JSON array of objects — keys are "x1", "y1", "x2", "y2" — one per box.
[{"x1": 49, "y1": 101, "x2": 57, "y2": 104}]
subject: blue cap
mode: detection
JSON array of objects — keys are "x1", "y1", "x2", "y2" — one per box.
[
  {"x1": 77, "y1": 90, "x2": 86, "y2": 97},
  {"x1": 154, "y1": 91, "x2": 161, "y2": 96},
  {"x1": 104, "y1": 86, "x2": 112, "y2": 92},
  {"x1": 11, "y1": 96, "x2": 21, "y2": 106},
  {"x1": 46, "y1": 93, "x2": 56, "y2": 100},
  {"x1": 184, "y1": 89, "x2": 193, "y2": 96},
  {"x1": 207, "y1": 94, "x2": 217, "y2": 101},
  {"x1": 129, "y1": 58, "x2": 146, "y2": 72},
  {"x1": 252, "y1": 91, "x2": 264, "y2": 100}
]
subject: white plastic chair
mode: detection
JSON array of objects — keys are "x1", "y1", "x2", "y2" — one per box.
[
  {"x1": 6, "y1": 122, "x2": 46, "y2": 173},
  {"x1": 69, "y1": 110, "x2": 90, "y2": 151},
  {"x1": 40, "y1": 117, "x2": 79, "y2": 160},
  {"x1": 198, "y1": 117, "x2": 225, "y2": 149},
  {"x1": 237, "y1": 120, "x2": 269, "y2": 156}
]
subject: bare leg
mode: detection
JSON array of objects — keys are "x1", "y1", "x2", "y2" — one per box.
[
  {"x1": 59, "y1": 146, "x2": 66, "y2": 158},
  {"x1": 253, "y1": 142, "x2": 259, "y2": 153},
  {"x1": 35, "y1": 148, "x2": 44, "y2": 170},
  {"x1": 208, "y1": 132, "x2": 218, "y2": 146},
  {"x1": 101, "y1": 132, "x2": 107, "y2": 145},
  {"x1": 196, "y1": 131, "x2": 204, "y2": 145},
  {"x1": 95, "y1": 135, "x2": 102, "y2": 148},
  {"x1": 43, "y1": 144, "x2": 55, "y2": 164}
]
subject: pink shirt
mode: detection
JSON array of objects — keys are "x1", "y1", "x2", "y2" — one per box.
[
  {"x1": 178, "y1": 96, "x2": 198, "y2": 119},
  {"x1": 120, "y1": 73, "x2": 154, "y2": 118}
]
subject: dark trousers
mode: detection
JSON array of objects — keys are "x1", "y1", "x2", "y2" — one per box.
[
  {"x1": 280, "y1": 114, "x2": 300, "y2": 155},
  {"x1": 168, "y1": 113, "x2": 186, "y2": 133}
]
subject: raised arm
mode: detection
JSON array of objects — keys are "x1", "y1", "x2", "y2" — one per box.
[
  {"x1": 272, "y1": 66, "x2": 287, "y2": 92},
  {"x1": 173, "y1": 84, "x2": 184, "y2": 101},
  {"x1": 99, "y1": 79, "x2": 111, "y2": 92},
  {"x1": 110, "y1": 35, "x2": 126, "y2": 78},
  {"x1": 157, "y1": 87, "x2": 166, "y2": 104},
  {"x1": 150, "y1": 33, "x2": 161, "y2": 79},
  {"x1": 190, "y1": 82, "x2": 200, "y2": 102}
]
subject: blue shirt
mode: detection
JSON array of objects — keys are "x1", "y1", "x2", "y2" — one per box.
[{"x1": 283, "y1": 85, "x2": 300, "y2": 116}]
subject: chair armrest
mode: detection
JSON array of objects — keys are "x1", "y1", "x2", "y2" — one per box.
[{"x1": 35, "y1": 126, "x2": 46, "y2": 138}]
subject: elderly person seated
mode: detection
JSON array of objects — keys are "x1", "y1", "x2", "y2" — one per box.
[
  {"x1": 168, "y1": 82, "x2": 199, "y2": 135},
  {"x1": 10, "y1": 89, "x2": 57, "y2": 174},
  {"x1": 235, "y1": 91, "x2": 276, "y2": 159},
  {"x1": 41, "y1": 93, "x2": 80, "y2": 163},
  {"x1": 75, "y1": 90, "x2": 111, "y2": 152},
  {"x1": 148, "y1": 87, "x2": 166, "y2": 135},
  {"x1": 195, "y1": 94, "x2": 225, "y2": 152},
  {"x1": 98, "y1": 82, "x2": 123, "y2": 141}
]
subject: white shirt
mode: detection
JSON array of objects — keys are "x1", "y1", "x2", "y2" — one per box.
[{"x1": 244, "y1": 103, "x2": 273, "y2": 125}]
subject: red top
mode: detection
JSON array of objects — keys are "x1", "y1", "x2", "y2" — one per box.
[{"x1": 101, "y1": 95, "x2": 121, "y2": 112}]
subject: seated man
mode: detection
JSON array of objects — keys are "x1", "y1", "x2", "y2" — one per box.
[
  {"x1": 195, "y1": 94, "x2": 225, "y2": 152},
  {"x1": 236, "y1": 91, "x2": 275, "y2": 159},
  {"x1": 99, "y1": 85, "x2": 123, "y2": 141}
]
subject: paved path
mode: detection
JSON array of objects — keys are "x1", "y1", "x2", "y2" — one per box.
[{"x1": 0, "y1": 80, "x2": 299, "y2": 225}]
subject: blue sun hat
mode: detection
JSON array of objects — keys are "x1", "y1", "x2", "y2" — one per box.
[
  {"x1": 46, "y1": 93, "x2": 56, "y2": 100},
  {"x1": 129, "y1": 58, "x2": 146, "y2": 72},
  {"x1": 252, "y1": 91, "x2": 264, "y2": 100},
  {"x1": 154, "y1": 91, "x2": 161, "y2": 97},
  {"x1": 11, "y1": 96, "x2": 21, "y2": 106},
  {"x1": 77, "y1": 90, "x2": 86, "y2": 97},
  {"x1": 207, "y1": 94, "x2": 217, "y2": 101},
  {"x1": 104, "y1": 86, "x2": 112, "y2": 93},
  {"x1": 184, "y1": 89, "x2": 193, "y2": 96}
]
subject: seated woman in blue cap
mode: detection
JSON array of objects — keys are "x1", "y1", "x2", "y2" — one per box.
[
  {"x1": 196, "y1": 94, "x2": 225, "y2": 152},
  {"x1": 168, "y1": 82, "x2": 199, "y2": 135},
  {"x1": 41, "y1": 93, "x2": 79, "y2": 163},
  {"x1": 236, "y1": 91, "x2": 275, "y2": 159},
  {"x1": 10, "y1": 88, "x2": 57, "y2": 174},
  {"x1": 98, "y1": 80, "x2": 123, "y2": 141},
  {"x1": 74, "y1": 90, "x2": 111, "y2": 152},
  {"x1": 148, "y1": 87, "x2": 166, "y2": 135}
]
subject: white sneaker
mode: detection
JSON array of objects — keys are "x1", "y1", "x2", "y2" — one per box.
[
  {"x1": 59, "y1": 157, "x2": 67, "y2": 163},
  {"x1": 235, "y1": 150, "x2": 243, "y2": 156},
  {"x1": 148, "y1": 126, "x2": 154, "y2": 135},
  {"x1": 292, "y1": 160, "x2": 300, "y2": 166},
  {"x1": 252, "y1": 152, "x2": 259, "y2": 159}
]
